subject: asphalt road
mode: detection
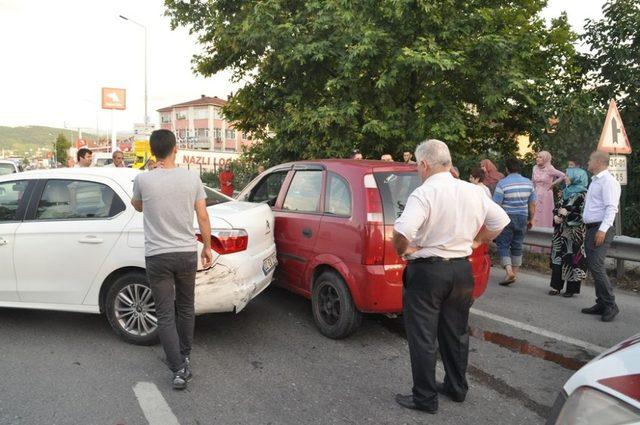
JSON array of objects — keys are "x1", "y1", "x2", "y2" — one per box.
[{"x1": 0, "y1": 268, "x2": 638, "y2": 425}]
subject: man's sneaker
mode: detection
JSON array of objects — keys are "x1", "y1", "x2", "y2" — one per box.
[{"x1": 172, "y1": 366, "x2": 193, "y2": 390}]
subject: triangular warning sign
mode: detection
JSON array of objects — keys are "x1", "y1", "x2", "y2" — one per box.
[{"x1": 597, "y1": 100, "x2": 632, "y2": 154}]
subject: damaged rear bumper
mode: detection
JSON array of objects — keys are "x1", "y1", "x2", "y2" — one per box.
[{"x1": 194, "y1": 245, "x2": 276, "y2": 315}]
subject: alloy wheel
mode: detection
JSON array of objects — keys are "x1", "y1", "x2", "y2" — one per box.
[{"x1": 114, "y1": 283, "x2": 157, "y2": 337}]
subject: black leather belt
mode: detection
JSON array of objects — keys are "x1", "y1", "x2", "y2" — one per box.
[
  {"x1": 408, "y1": 256, "x2": 469, "y2": 264},
  {"x1": 585, "y1": 222, "x2": 601, "y2": 230}
]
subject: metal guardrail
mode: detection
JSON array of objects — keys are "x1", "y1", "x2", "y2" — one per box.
[{"x1": 524, "y1": 227, "x2": 640, "y2": 263}]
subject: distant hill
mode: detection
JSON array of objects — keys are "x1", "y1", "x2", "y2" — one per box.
[
  {"x1": 0, "y1": 126, "x2": 95, "y2": 155},
  {"x1": 0, "y1": 125, "x2": 132, "y2": 156}
]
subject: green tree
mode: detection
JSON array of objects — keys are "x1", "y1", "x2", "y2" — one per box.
[
  {"x1": 165, "y1": 0, "x2": 577, "y2": 166},
  {"x1": 582, "y1": 0, "x2": 640, "y2": 236},
  {"x1": 54, "y1": 133, "x2": 71, "y2": 165}
]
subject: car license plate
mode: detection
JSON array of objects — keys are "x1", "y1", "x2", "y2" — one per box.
[{"x1": 262, "y1": 252, "x2": 278, "y2": 275}]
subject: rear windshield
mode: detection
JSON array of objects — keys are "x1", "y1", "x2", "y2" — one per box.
[
  {"x1": 204, "y1": 186, "x2": 232, "y2": 206},
  {"x1": 374, "y1": 172, "x2": 421, "y2": 225}
]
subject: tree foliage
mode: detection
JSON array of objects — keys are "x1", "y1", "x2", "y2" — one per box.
[
  {"x1": 55, "y1": 133, "x2": 71, "y2": 165},
  {"x1": 165, "y1": 0, "x2": 576, "y2": 165},
  {"x1": 582, "y1": 0, "x2": 640, "y2": 236}
]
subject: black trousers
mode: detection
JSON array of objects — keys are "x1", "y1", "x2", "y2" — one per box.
[
  {"x1": 550, "y1": 265, "x2": 581, "y2": 294},
  {"x1": 403, "y1": 259, "x2": 474, "y2": 409},
  {"x1": 145, "y1": 251, "x2": 198, "y2": 372}
]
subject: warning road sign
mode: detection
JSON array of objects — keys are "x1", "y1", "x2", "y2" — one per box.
[{"x1": 597, "y1": 100, "x2": 632, "y2": 154}]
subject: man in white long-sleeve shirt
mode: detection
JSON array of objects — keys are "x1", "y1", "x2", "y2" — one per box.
[{"x1": 581, "y1": 150, "x2": 621, "y2": 322}]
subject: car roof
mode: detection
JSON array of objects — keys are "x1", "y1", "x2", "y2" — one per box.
[
  {"x1": 0, "y1": 167, "x2": 141, "y2": 186},
  {"x1": 272, "y1": 159, "x2": 417, "y2": 171}
]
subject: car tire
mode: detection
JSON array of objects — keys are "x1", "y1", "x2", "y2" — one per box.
[
  {"x1": 105, "y1": 272, "x2": 159, "y2": 346},
  {"x1": 312, "y1": 270, "x2": 362, "y2": 339}
]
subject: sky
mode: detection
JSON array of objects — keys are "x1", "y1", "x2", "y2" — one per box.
[{"x1": 0, "y1": 0, "x2": 605, "y2": 132}]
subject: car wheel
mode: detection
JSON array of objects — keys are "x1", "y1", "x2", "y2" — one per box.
[
  {"x1": 312, "y1": 270, "x2": 362, "y2": 339},
  {"x1": 105, "y1": 272, "x2": 158, "y2": 346}
]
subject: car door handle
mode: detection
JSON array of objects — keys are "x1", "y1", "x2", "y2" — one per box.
[
  {"x1": 0, "y1": 238, "x2": 7, "y2": 246},
  {"x1": 79, "y1": 236, "x2": 104, "y2": 244},
  {"x1": 302, "y1": 228, "x2": 312, "y2": 238}
]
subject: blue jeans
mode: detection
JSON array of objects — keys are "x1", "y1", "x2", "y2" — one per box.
[{"x1": 495, "y1": 214, "x2": 527, "y2": 267}]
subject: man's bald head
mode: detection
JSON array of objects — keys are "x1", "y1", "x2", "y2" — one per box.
[{"x1": 588, "y1": 150, "x2": 610, "y2": 174}]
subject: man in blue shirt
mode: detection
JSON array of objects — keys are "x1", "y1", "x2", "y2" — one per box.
[{"x1": 493, "y1": 157, "x2": 536, "y2": 286}]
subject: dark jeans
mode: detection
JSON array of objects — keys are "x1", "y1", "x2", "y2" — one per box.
[
  {"x1": 584, "y1": 226, "x2": 616, "y2": 309},
  {"x1": 495, "y1": 214, "x2": 527, "y2": 268},
  {"x1": 403, "y1": 259, "x2": 474, "y2": 409},
  {"x1": 145, "y1": 251, "x2": 198, "y2": 372}
]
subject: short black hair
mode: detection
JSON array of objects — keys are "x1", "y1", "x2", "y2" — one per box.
[
  {"x1": 77, "y1": 148, "x2": 92, "y2": 161},
  {"x1": 470, "y1": 167, "x2": 485, "y2": 181},
  {"x1": 505, "y1": 157, "x2": 522, "y2": 174},
  {"x1": 150, "y1": 129, "x2": 176, "y2": 159}
]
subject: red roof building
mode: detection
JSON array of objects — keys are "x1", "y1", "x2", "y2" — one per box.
[{"x1": 157, "y1": 95, "x2": 253, "y2": 152}]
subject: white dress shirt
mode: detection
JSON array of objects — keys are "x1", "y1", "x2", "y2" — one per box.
[
  {"x1": 583, "y1": 169, "x2": 621, "y2": 232},
  {"x1": 394, "y1": 172, "x2": 510, "y2": 259}
]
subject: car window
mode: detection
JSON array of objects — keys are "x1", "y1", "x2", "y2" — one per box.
[
  {"x1": 282, "y1": 170, "x2": 323, "y2": 213},
  {"x1": 325, "y1": 172, "x2": 351, "y2": 217},
  {"x1": 374, "y1": 172, "x2": 421, "y2": 225},
  {"x1": 0, "y1": 163, "x2": 16, "y2": 175},
  {"x1": 0, "y1": 180, "x2": 30, "y2": 221},
  {"x1": 204, "y1": 185, "x2": 231, "y2": 206},
  {"x1": 249, "y1": 171, "x2": 288, "y2": 206},
  {"x1": 36, "y1": 180, "x2": 126, "y2": 220}
]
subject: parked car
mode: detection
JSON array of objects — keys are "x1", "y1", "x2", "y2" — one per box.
[
  {"x1": 546, "y1": 333, "x2": 640, "y2": 424},
  {"x1": 0, "y1": 168, "x2": 276, "y2": 345},
  {"x1": 0, "y1": 159, "x2": 22, "y2": 176},
  {"x1": 237, "y1": 160, "x2": 491, "y2": 338}
]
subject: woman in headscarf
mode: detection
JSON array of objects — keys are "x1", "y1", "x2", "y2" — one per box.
[
  {"x1": 480, "y1": 159, "x2": 504, "y2": 194},
  {"x1": 548, "y1": 164, "x2": 589, "y2": 297},
  {"x1": 532, "y1": 151, "x2": 565, "y2": 228}
]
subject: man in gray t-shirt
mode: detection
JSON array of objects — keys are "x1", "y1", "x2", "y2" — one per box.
[{"x1": 131, "y1": 129, "x2": 212, "y2": 390}]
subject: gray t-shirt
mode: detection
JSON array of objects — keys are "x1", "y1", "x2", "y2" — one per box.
[{"x1": 132, "y1": 168, "x2": 206, "y2": 257}]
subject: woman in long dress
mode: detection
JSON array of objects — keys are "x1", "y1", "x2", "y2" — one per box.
[
  {"x1": 480, "y1": 159, "x2": 505, "y2": 194},
  {"x1": 532, "y1": 151, "x2": 565, "y2": 228},
  {"x1": 548, "y1": 167, "x2": 589, "y2": 297}
]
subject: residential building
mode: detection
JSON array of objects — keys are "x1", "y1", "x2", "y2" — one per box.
[{"x1": 157, "y1": 95, "x2": 254, "y2": 152}]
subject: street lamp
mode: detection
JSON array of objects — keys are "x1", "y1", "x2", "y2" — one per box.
[{"x1": 119, "y1": 14, "x2": 148, "y2": 127}]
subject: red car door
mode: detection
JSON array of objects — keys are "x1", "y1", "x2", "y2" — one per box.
[{"x1": 273, "y1": 165, "x2": 324, "y2": 294}]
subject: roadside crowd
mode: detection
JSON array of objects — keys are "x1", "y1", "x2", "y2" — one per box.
[{"x1": 355, "y1": 147, "x2": 621, "y2": 323}]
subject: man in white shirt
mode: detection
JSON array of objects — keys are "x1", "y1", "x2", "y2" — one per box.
[
  {"x1": 392, "y1": 139, "x2": 510, "y2": 414},
  {"x1": 581, "y1": 150, "x2": 621, "y2": 322}
]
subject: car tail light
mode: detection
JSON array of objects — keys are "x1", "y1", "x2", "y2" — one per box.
[
  {"x1": 196, "y1": 229, "x2": 248, "y2": 254},
  {"x1": 363, "y1": 174, "x2": 385, "y2": 265}
]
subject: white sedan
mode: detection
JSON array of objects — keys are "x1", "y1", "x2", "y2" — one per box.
[
  {"x1": 0, "y1": 167, "x2": 276, "y2": 345},
  {"x1": 546, "y1": 333, "x2": 640, "y2": 424}
]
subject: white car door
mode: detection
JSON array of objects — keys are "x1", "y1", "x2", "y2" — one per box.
[
  {"x1": 0, "y1": 179, "x2": 34, "y2": 302},
  {"x1": 14, "y1": 177, "x2": 131, "y2": 305}
]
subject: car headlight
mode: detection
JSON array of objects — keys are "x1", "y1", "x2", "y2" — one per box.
[{"x1": 554, "y1": 386, "x2": 640, "y2": 425}]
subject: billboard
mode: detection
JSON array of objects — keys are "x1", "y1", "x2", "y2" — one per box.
[{"x1": 101, "y1": 87, "x2": 127, "y2": 110}]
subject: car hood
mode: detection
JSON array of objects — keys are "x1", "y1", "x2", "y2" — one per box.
[{"x1": 564, "y1": 333, "x2": 640, "y2": 408}]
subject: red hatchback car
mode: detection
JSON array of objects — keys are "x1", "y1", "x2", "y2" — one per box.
[{"x1": 237, "y1": 160, "x2": 491, "y2": 338}]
